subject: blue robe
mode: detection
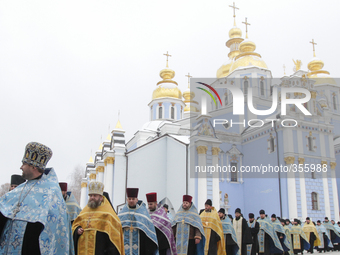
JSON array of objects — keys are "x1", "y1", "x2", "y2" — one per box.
[
  {"x1": 257, "y1": 218, "x2": 283, "y2": 254},
  {"x1": 118, "y1": 202, "x2": 159, "y2": 255},
  {"x1": 172, "y1": 203, "x2": 205, "y2": 255},
  {"x1": 65, "y1": 191, "x2": 81, "y2": 222},
  {"x1": 0, "y1": 168, "x2": 74, "y2": 255},
  {"x1": 222, "y1": 216, "x2": 239, "y2": 255}
]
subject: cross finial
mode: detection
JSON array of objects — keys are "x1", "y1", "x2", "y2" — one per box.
[
  {"x1": 163, "y1": 51, "x2": 172, "y2": 68},
  {"x1": 310, "y1": 39, "x2": 317, "y2": 57},
  {"x1": 185, "y1": 72, "x2": 192, "y2": 88},
  {"x1": 283, "y1": 64, "x2": 286, "y2": 75},
  {"x1": 242, "y1": 17, "x2": 251, "y2": 39},
  {"x1": 229, "y1": 2, "x2": 239, "y2": 26}
]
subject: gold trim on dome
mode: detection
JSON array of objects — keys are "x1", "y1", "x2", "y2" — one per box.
[
  {"x1": 152, "y1": 86, "x2": 182, "y2": 100},
  {"x1": 81, "y1": 182, "x2": 87, "y2": 188},
  {"x1": 298, "y1": 158, "x2": 305, "y2": 164},
  {"x1": 229, "y1": 27, "x2": 242, "y2": 39},
  {"x1": 96, "y1": 166, "x2": 104, "y2": 173},
  {"x1": 330, "y1": 162, "x2": 337, "y2": 169},
  {"x1": 234, "y1": 51, "x2": 261, "y2": 60},
  {"x1": 89, "y1": 173, "x2": 96, "y2": 180},
  {"x1": 226, "y1": 37, "x2": 243, "y2": 48},
  {"x1": 197, "y1": 146, "x2": 208, "y2": 154},
  {"x1": 212, "y1": 147, "x2": 221, "y2": 155},
  {"x1": 284, "y1": 156, "x2": 295, "y2": 165},
  {"x1": 229, "y1": 55, "x2": 267, "y2": 72}
]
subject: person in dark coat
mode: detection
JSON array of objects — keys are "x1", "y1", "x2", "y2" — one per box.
[
  {"x1": 248, "y1": 213, "x2": 259, "y2": 255},
  {"x1": 233, "y1": 208, "x2": 253, "y2": 255}
]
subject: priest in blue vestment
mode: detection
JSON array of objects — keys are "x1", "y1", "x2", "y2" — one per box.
[
  {"x1": 0, "y1": 142, "x2": 74, "y2": 255},
  {"x1": 118, "y1": 188, "x2": 159, "y2": 255}
]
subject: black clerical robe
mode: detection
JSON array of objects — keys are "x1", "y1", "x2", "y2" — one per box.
[
  {"x1": 233, "y1": 217, "x2": 253, "y2": 255},
  {"x1": 249, "y1": 221, "x2": 260, "y2": 255}
]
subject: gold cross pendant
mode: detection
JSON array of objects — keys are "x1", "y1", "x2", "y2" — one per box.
[
  {"x1": 181, "y1": 219, "x2": 185, "y2": 224},
  {"x1": 130, "y1": 226, "x2": 134, "y2": 232}
]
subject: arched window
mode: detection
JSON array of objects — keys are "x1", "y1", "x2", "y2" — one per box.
[
  {"x1": 312, "y1": 192, "x2": 318, "y2": 210},
  {"x1": 171, "y1": 106, "x2": 175, "y2": 119},
  {"x1": 333, "y1": 94, "x2": 337, "y2": 110},
  {"x1": 230, "y1": 162, "x2": 238, "y2": 182},
  {"x1": 260, "y1": 81, "x2": 265, "y2": 96},
  {"x1": 158, "y1": 106, "x2": 163, "y2": 119},
  {"x1": 244, "y1": 80, "x2": 248, "y2": 95}
]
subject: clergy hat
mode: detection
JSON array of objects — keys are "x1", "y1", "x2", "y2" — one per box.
[
  {"x1": 183, "y1": 195, "x2": 192, "y2": 203},
  {"x1": 280, "y1": 219, "x2": 285, "y2": 223},
  {"x1": 259, "y1": 209, "x2": 265, "y2": 215},
  {"x1": 22, "y1": 142, "x2": 53, "y2": 170},
  {"x1": 126, "y1": 188, "x2": 139, "y2": 198},
  {"x1": 337, "y1": 221, "x2": 340, "y2": 224},
  {"x1": 235, "y1": 208, "x2": 241, "y2": 214},
  {"x1": 163, "y1": 204, "x2": 169, "y2": 210},
  {"x1": 146, "y1": 192, "x2": 157, "y2": 203},
  {"x1": 286, "y1": 219, "x2": 291, "y2": 223},
  {"x1": 218, "y1": 208, "x2": 226, "y2": 214},
  {"x1": 88, "y1": 181, "x2": 104, "y2": 195},
  {"x1": 306, "y1": 217, "x2": 310, "y2": 220},
  {"x1": 10, "y1": 174, "x2": 25, "y2": 186},
  {"x1": 228, "y1": 214, "x2": 233, "y2": 220},
  {"x1": 205, "y1": 199, "x2": 212, "y2": 206},
  {"x1": 249, "y1": 213, "x2": 255, "y2": 218},
  {"x1": 59, "y1": 182, "x2": 68, "y2": 191},
  {"x1": 293, "y1": 218, "x2": 299, "y2": 223},
  {"x1": 317, "y1": 220, "x2": 321, "y2": 223},
  {"x1": 325, "y1": 217, "x2": 328, "y2": 220},
  {"x1": 271, "y1": 214, "x2": 276, "y2": 218}
]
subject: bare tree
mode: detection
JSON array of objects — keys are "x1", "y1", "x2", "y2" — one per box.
[
  {"x1": 69, "y1": 165, "x2": 84, "y2": 203},
  {"x1": 0, "y1": 183, "x2": 10, "y2": 197}
]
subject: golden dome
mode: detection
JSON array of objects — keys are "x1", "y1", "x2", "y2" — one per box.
[
  {"x1": 307, "y1": 56, "x2": 336, "y2": 85},
  {"x1": 307, "y1": 57, "x2": 324, "y2": 72},
  {"x1": 229, "y1": 39, "x2": 267, "y2": 73},
  {"x1": 239, "y1": 39, "x2": 256, "y2": 52},
  {"x1": 153, "y1": 62, "x2": 182, "y2": 100},
  {"x1": 217, "y1": 59, "x2": 233, "y2": 78},
  {"x1": 229, "y1": 26, "x2": 242, "y2": 39},
  {"x1": 152, "y1": 86, "x2": 182, "y2": 99}
]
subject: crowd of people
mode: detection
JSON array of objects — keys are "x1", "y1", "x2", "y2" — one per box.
[{"x1": 0, "y1": 141, "x2": 340, "y2": 255}]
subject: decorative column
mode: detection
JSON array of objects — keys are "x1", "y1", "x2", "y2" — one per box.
[
  {"x1": 285, "y1": 156, "x2": 298, "y2": 219},
  {"x1": 197, "y1": 145, "x2": 208, "y2": 208},
  {"x1": 89, "y1": 173, "x2": 96, "y2": 182},
  {"x1": 96, "y1": 166, "x2": 104, "y2": 183},
  {"x1": 321, "y1": 160, "x2": 331, "y2": 218},
  {"x1": 298, "y1": 158, "x2": 308, "y2": 219},
  {"x1": 212, "y1": 147, "x2": 220, "y2": 207},
  {"x1": 330, "y1": 162, "x2": 339, "y2": 221},
  {"x1": 104, "y1": 156, "x2": 115, "y2": 202},
  {"x1": 80, "y1": 178, "x2": 88, "y2": 209}
]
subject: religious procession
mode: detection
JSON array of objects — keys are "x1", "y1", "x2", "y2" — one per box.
[{"x1": 0, "y1": 142, "x2": 339, "y2": 255}]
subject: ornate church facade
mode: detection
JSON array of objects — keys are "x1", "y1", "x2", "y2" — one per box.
[{"x1": 80, "y1": 6, "x2": 340, "y2": 221}]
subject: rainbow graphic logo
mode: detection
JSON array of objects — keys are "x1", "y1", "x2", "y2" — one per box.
[{"x1": 196, "y1": 82, "x2": 222, "y2": 107}]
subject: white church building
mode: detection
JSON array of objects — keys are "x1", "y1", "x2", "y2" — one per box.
[{"x1": 80, "y1": 11, "x2": 340, "y2": 221}]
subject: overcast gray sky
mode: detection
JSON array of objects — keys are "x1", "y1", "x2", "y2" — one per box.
[{"x1": 0, "y1": 0, "x2": 339, "y2": 184}]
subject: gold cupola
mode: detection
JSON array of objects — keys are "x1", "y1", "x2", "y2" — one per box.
[
  {"x1": 307, "y1": 39, "x2": 336, "y2": 85},
  {"x1": 229, "y1": 18, "x2": 267, "y2": 73},
  {"x1": 216, "y1": 2, "x2": 244, "y2": 78},
  {"x1": 152, "y1": 51, "x2": 182, "y2": 100},
  {"x1": 183, "y1": 73, "x2": 199, "y2": 112}
]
